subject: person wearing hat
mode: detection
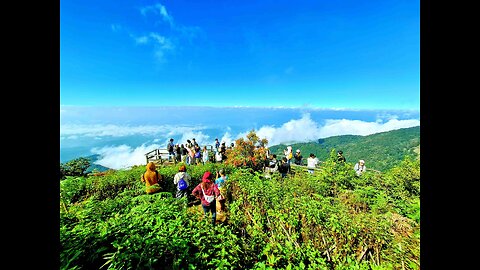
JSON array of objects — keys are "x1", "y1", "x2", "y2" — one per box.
[
  {"x1": 293, "y1": 149, "x2": 303, "y2": 165},
  {"x1": 354, "y1": 160, "x2": 367, "y2": 176},
  {"x1": 192, "y1": 171, "x2": 221, "y2": 225},
  {"x1": 307, "y1": 153, "x2": 319, "y2": 174}
]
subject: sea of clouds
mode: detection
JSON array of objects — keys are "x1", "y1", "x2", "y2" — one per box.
[{"x1": 60, "y1": 107, "x2": 420, "y2": 169}]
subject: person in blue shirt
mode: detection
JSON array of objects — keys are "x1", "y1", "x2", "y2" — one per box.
[{"x1": 215, "y1": 169, "x2": 228, "y2": 212}]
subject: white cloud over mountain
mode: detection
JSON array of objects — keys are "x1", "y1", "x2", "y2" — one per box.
[{"x1": 85, "y1": 113, "x2": 419, "y2": 169}]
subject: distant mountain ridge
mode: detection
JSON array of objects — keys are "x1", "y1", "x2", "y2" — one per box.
[
  {"x1": 85, "y1": 154, "x2": 112, "y2": 173},
  {"x1": 269, "y1": 126, "x2": 420, "y2": 172}
]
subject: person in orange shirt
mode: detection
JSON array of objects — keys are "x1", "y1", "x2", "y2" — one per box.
[{"x1": 140, "y1": 162, "x2": 163, "y2": 194}]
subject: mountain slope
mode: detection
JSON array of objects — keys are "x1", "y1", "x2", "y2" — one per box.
[
  {"x1": 85, "y1": 154, "x2": 112, "y2": 173},
  {"x1": 269, "y1": 126, "x2": 420, "y2": 172}
]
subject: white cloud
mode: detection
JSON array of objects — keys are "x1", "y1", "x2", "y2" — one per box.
[
  {"x1": 133, "y1": 3, "x2": 199, "y2": 63},
  {"x1": 157, "y1": 4, "x2": 174, "y2": 27},
  {"x1": 134, "y1": 35, "x2": 149, "y2": 44},
  {"x1": 178, "y1": 131, "x2": 211, "y2": 146},
  {"x1": 219, "y1": 132, "x2": 234, "y2": 146},
  {"x1": 60, "y1": 124, "x2": 206, "y2": 138},
  {"x1": 149, "y1": 33, "x2": 173, "y2": 48},
  {"x1": 318, "y1": 118, "x2": 419, "y2": 138},
  {"x1": 140, "y1": 3, "x2": 174, "y2": 28},
  {"x1": 111, "y1": 24, "x2": 122, "y2": 32},
  {"x1": 234, "y1": 113, "x2": 420, "y2": 147},
  {"x1": 92, "y1": 144, "x2": 161, "y2": 169}
]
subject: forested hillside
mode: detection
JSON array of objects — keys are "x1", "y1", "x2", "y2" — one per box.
[{"x1": 269, "y1": 126, "x2": 420, "y2": 172}]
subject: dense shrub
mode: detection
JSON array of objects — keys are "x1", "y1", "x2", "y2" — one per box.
[{"x1": 61, "y1": 154, "x2": 420, "y2": 269}]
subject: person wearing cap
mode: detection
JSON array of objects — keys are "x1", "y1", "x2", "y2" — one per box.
[
  {"x1": 293, "y1": 149, "x2": 303, "y2": 165},
  {"x1": 192, "y1": 171, "x2": 221, "y2": 225},
  {"x1": 173, "y1": 165, "x2": 191, "y2": 198},
  {"x1": 307, "y1": 153, "x2": 319, "y2": 174},
  {"x1": 354, "y1": 160, "x2": 367, "y2": 176}
]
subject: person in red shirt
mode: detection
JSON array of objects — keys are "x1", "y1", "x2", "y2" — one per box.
[{"x1": 192, "y1": 171, "x2": 221, "y2": 225}]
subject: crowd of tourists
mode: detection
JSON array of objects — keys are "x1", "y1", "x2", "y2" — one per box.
[
  {"x1": 142, "y1": 138, "x2": 368, "y2": 225},
  {"x1": 166, "y1": 137, "x2": 233, "y2": 166}
]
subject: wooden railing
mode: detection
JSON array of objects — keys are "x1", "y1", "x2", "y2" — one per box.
[{"x1": 144, "y1": 148, "x2": 170, "y2": 164}]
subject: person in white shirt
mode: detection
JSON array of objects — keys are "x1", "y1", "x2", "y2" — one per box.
[
  {"x1": 354, "y1": 160, "x2": 367, "y2": 176},
  {"x1": 307, "y1": 153, "x2": 319, "y2": 174},
  {"x1": 173, "y1": 165, "x2": 192, "y2": 198},
  {"x1": 202, "y1": 146, "x2": 209, "y2": 164}
]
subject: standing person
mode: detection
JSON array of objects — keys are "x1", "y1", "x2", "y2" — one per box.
[
  {"x1": 167, "y1": 138, "x2": 175, "y2": 162},
  {"x1": 266, "y1": 154, "x2": 278, "y2": 173},
  {"x1": 181, "y1": 144, "x2": 188, "y2": 164},
  {"x1": 185, "y1": 140, "x2": 193, "y2": 165},
  {"x1": 140, "y1": 162, "x2": 163, "y2": 194},
  {"x1": 215, "y1": 138, "x2": 220, "y2": 152},
  {"x1": 191, "y1": 144, "x2": 202, "y2": 165},
  {"x1": 215, "y1": 150, "x2": 223, "y2": 163},
  {"x1": 337, "y1": 150, "x2": 346, "y2": 163},
  {"x1": 175, "y1": 144, "x2": 182, "y2": 163},
  {"x1": 173, "y1": 165, "x2": 191, "y2": 199},
  {"x1": 284, "y1": 146, "x2": 293, "y2": 164},
  {"x1": 215, "y1": 169, "x2": 228, "y2": 212},
  {"x1": 192, "y1": 172, "x2": 221, "y2": 225},
  {"x1": 293, "y1": 149, "x2": 303, "y2": 165},
  {"x1": 354, "y1": 160, "x2": 367, "y2": 176},
  {"x1": 202, "y1": 146, "x2": 209, "y2": 165},
  {"x1": 220, "y1": 142, "x2": 227, "y2": 161},
  {"x1": 307, "y1": 153, "x2": 319, "y2": 174},
  {"x1": 278, "y1": 157, "x2": 291, "y2": 178},
  {"x1": 186, "y1": 144, "x2": 194, "y2": 165},
  {"x1": 194, "y1": 144, "x2": 202, "y2": 165}
]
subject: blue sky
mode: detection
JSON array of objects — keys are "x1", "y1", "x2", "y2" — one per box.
[{"x1": 60, "y1": 0, "x2": 419, "y2": 110}]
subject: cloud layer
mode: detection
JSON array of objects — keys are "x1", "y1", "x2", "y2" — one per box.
[{"x1": 84, "y1": 113, "x2": 419, "y2": 169}]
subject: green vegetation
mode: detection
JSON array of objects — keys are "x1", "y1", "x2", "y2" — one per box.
[
  {"x1": 269, "y1": 126, "x2": 420, "y2": 172},
  {"x1": 60, "y1": 157, "x2": 91, "y2": 179},
  {"x1": 60, "y1": 154, "x2": 420, "y2": 269}
]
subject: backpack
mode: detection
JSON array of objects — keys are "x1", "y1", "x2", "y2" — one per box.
[
  {"x1": 177, "y1": 177, "x2": 188, "y2": 191},
  {"x1": 168, "y1": 144, "x2": 174, "y2": 152},
  {"x1": 288, "y1": 152, "x2": 293, "y2": 159}
]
